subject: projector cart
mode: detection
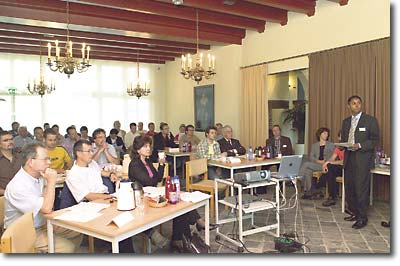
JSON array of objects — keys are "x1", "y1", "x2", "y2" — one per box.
[{"x1": 214, "y1": 178, "x2": 280, "y2": 253}]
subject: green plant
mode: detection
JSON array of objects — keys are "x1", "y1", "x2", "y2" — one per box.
[{"x1": 283, "y1": 100, "x2": 307, "y2": 144}]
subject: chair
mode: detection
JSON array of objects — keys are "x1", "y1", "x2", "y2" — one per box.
[
  {"x1": 0, "y1": 196, "x2": 4, "y2": 236},
  {"x1": 185, "y1": 158, "x2": 229, "y2": 218},
  {"x1": 0, "y1": 212, "x2": 36, "y2": 253},
  {"x1": 336, "y1": 169, "x2": 345, "y2": 213},
  {"x1": 312, "y1": 171, "x2": 329, "y2": 199}
]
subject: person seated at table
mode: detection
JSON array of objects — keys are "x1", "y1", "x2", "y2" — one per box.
[
  {"x1": 124, "y1": 122, "x2": 141, "y2": 153},
  {"x1": 174, "y1": 124, "x2": 186, "y2": 141},
  {"x1": 33, "y1": 126, "x2": 44, "y2": 143},
  {"x1": 44, "y1": 128, "x2": 72, "y2": 174},
  {"x1": 79, "y1": 125, "x2": 93, "y2": 143},
  {"x1": 215, "y1": 123, "x2": 224, "y2": 141},
  {"x1": 106, "y1": 128, "x2": 126, "y2": 163},
  {"x1": 299, "y1": 127, "x2": 335, "y2": 199},
  {"x1": 145, "y1": 122, "x2": 157, "y2": 137},
  {"x1": 179, "y1": 124, "x2": 200, "y2": 150},
  {"x1": 3, "y1": 143, "x2": 82, "y2": 253},
  {"x1": 0, "y1": 130, "x2": 23, "y2": 192},
  {"x1": 92, "y1": 128, "x2": 119, "y2": 193},
  {"x1": 196, "y1": 126, "x2": 227, "y2": 180},
  {"x1": 13, "y1": 126, "x2": 34, "y2": 153},
  {"x1": 60, "y1": 139, "x2": 133, "y2": 253},
  {"x1": 113, "y1": 120, "x2": 126, "y2": 140},
  {"x1": 218, "y1": 125, "x2": 246, "y2": 157},
  {"x1": 63, "y1": 126, "x2": 81, "y2": 159},
  {"x1": 9, "y1": 121, "x2": 19, "y2": 138},
  {"x1": 151, "y1": 122, "x2": 180, "y2": 176},
  {"x1": 265, "y1": 125, "x2": 293, "y2": 157},
  {"x1": 137, "y1": 121, "x2": 147, "y2": 136},
  {"x1": 128, "y1": 136, "x2": 216, "y2": 252},
  {"x1": 51, "y1": 124, "x2": 65, "y2": 147}
]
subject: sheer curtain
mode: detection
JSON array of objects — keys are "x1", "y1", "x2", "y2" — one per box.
[
  {"x1": 0, "y1": 53, "x2": 159, "y2": 135},
  {"x1": 240, "y1": 64, "x2": 268, "y2": 149}
]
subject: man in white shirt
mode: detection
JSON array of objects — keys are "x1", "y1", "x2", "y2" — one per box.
[
  {"x1": 124, "y1": 123, "x2": 140, "y2": 152},
  {"x1": 3, "y1": 143, "x2": 81, "y2": 253},
  {"x1": 66, "y1": 139, "x2": 112, "y2": 203}
]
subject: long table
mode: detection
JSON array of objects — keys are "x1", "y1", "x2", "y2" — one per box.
[
  {"x1": 164, "y1": 150, "x2": 194, "y2": 176},
  {"x1": 370, "y1": 167, "x2": 390, "y2": 206},
  {"x1": 45, "y1": 196, "x2": 210, "y2": 253}
]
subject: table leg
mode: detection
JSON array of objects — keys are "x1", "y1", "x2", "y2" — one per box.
[
  {"x1": 276, "y1": 181, "x2": 280, "y2": 236},
  {"x1": 370, "y1": 173, "x2": 373, "y2": 206},
  {"x1": 205, "y1": 200, "x2": 210, "y2": 245},
  {"x1": 47, "y1": 220, "x2": 55, "y2": 253}
]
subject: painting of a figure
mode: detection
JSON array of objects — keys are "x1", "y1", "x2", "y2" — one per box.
[{"x1": 194, "y1": 85, "x2": 214, "y2": 132}]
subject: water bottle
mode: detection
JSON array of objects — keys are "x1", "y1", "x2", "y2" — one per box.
[
  {"x1": 165, "y1": 176, "x2": 171, "y2": 200},
  {"x1": 266, "y1": 145, "x2": 271, "y2": 159},
  {"x1": 257, "y1": 146, "x2": 262, "y2": 157},
  {"x1": 188, "y1": 141, "x2": 192, "y2": 152},
  {"x1": 172, "y1": 175, "x2": 180, "y2": 202},
  {"x1": 248, "y1": 146, "x2": 254, "y2": 160}
]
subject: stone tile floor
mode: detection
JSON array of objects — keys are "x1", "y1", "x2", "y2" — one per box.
[{"x1": 80, "y1": 187, "x2": 391, "y2": 254}]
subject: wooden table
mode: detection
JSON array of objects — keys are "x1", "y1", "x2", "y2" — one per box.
[
  {"x1": 370, "y1": 167, "x2": 390, "y2": 206},
  {"x1": 164, "y1": 150, "x2": 194, "y2": 176},
  {"x1": 45, "y1": 196, "x2": 210, "y2": 253}
]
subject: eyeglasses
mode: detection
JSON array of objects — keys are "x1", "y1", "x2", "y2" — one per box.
[{"x1": 33, "y1": 157, "x2": 51, "y2": 161}]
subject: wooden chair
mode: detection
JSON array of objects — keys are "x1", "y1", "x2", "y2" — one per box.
[
  {"x1": 185, "y1": 158, "x2": 229, "y2": 218},
  {"x1": 0, "y1": 212, "x2": 36, "y2": 253},
  {"x1": 312, "y1": 171, "x2": 329, "y2": 199},
  {"x1": 0, "y1": 196, "x2": 4, "y2": 236}
]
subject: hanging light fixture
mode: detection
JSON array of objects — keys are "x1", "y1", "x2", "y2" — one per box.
[
  {"x1": 127, "y1": 52, "x2": 150, "y2": 99},
  {"x1": 46, "y1": 0, "x2": 90, "y2": 78},
  {"x1": 28, "y1": 40, "x2": 55, "y2": 97},
  {"x1": 180, "y1": 9, "x2": 215, "y2": 84}
]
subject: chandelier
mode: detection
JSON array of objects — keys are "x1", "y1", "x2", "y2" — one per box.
[
  {"x1": 180, "y1": 9, "x2": 215, "y2": 84},
  {"x1": 28, "y1": 41, "x2": 55, "y2": 97},
  {"x1": 127, "y1": 53, "x2": 150, "y2": 99},
  {"x1": 46, "y1": 0, "x2": 90, "y2": 78}
]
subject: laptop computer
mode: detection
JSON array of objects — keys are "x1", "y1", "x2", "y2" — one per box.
[{"x1": 271, "y1": 155, "x2": 303, "y2": 179}]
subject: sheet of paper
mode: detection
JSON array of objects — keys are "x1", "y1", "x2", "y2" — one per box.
[
  {"x1": 334, "y1": 142, "x2": 354, "y2": 148},
  {"x1": 110, "y1": 212, "x2": 134, "y2": 228},
  {"x1": 66, "y1": 202, "x2": 110, "y2": 213},
  {"x1": 180, "y1": 191, "x2": 211, "y2": 203},
  {"x1": 54, "y1": 211, "x2": 102, "y2": 223},
  {"x1": 143, "y1": 186, "x2": 165, "y2": 198}
]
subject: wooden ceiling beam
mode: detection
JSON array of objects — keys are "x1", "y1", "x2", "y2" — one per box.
[
  {"x1": 159, "y1": 0, "x2": 288, "y2": 25},
  {"x1": 326, "y1": 0, "x2": 349, "y2": 6},
  {"x1": 79, "y1": 0, "x2": 266, "y2": 33},
  {"x1": 245, "y1": 0, "x2": 316, "y2": 16},
  {"x1": 0, "y1": 0, "x2": 244, "y2": 43}
]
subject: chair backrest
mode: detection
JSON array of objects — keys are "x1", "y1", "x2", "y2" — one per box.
[
  {"x1": 153, "y1": 163, "x2": 169, "y2": 187},
  {"x1": 0, "y1": 212, "x2": 36, "y2": 253},
  {"x1": 186, "y1": 158, "x2": 208, "y2": 177},
  {"x1": 0, "y1": 196, "x2": 4, "y2": 234}
]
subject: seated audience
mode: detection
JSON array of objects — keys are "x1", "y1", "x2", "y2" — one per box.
[
  {"x1": 218, "y1": 125, "x2": 246, "y2": 157},
  {"x1": 299, "y1": 127, "x2": 335, "y2": 199},
  {"x1": 51, "y1": 124, "x2": 65, "y2": 146},
  {"x1": 43, "y1": 122, "x2": 50, "y2": 130},
  {"x1": 145, "y1": 122, "x2": 157, "y2": 137},
  {"x1": 63, "y1": 126, "x2": 81, "y2": 159},
  {"x1": 137, "y1": 121, "x2": 147, "y2": 136},
  {"x1": 124, "y1": 122, "x2": 140, "y2": 152},
  {"x1": 13, "y1": 126, "x2": 34, "y2": 152},
  {"x1": 196, "y1": 126, "x2": 227, "y2": 179},
  {"x1": 9, "y1": 121, "x2": 20, "y2": 138},
  {"x1": 106, "y1": 128, "x2": 126, "y2": 161},
  {"x1": 174, "y1": 124, "x2": 186, "y2": 141},
  {"x1": 321, "y1": 132, "x2": 344, "y2": 207},
  {"x1": 151, "y1": 122, "x2": 179, "y2": 174},
  {"x1": 0, "y1": 131, "x2": 23, "y2": 192},
  {"x1": 265, "y1": 125, "x2": 293, "y2": 157},
  {"x1": 179, "y1": 124, "x2": 200, "y2": 150},
  {"x1": 129, "y1": 136, "x2": 214, "y2": 252},
  {"x1": 44, "y1": 128, "x2": 72, "y2": 174},
  {"x1": 79, "y1": 126, "x2": 93, "y2": 143},
  {"x1": 113, "y1": 120, "x2": 126, "y2": 139},
  {"x1": 215, "y1": 123, "x2": 224, "y2": 141},
  {"x1": 92, "y1": 128, "x2": 119, "y2": 193},
  {"x1": 3, "y1": 143, "x2": 82, "y2": 253},
  {"x1": 33, "y1": 126, "x2": 44, "y2": 143}
]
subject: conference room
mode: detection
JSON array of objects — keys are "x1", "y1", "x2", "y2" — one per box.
[{"x1": 0, "y1": 0, "x2": 391, "y2": 255}]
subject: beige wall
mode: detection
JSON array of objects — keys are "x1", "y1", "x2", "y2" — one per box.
[{"x1": 163, "y1": 0, "x2": 389, "y2": 140}]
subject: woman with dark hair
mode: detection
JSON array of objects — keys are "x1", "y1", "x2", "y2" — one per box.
[
  {"x1": 299, "y1": 127, "x2": 335, "y2": 199},
  {"x1": 128, "y1": 135, "x2": 215, "y2": 252}
]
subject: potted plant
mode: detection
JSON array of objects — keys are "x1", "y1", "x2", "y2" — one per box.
[{"x1": 282, "y1": 100, "x2": 307, "y2": 144}]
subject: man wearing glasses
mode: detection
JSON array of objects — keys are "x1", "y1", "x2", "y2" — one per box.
[
  {"x1": 0, "y1": 131, "x2": 23, "y2": 195},
  {"x1": 3, "y1": 143, "x2": 82, "y2": 253}
]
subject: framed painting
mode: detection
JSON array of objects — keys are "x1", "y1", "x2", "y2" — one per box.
[{"x1": 194, "y1": 84, "x2": 215, "y2": 132}]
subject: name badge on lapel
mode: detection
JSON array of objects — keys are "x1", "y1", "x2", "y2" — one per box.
[
  {"x1": 282, "y1": 144, "x2": 287, "y2": 148},
  {"x1": 359, "y1": 128, "x2": 366, "y2": 132}
]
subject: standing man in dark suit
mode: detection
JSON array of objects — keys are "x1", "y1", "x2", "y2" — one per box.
[
  {"x1": 218, "y1": 125, "x2": 246, "y2": 157},
  {"x1": 266, "y1": 125, "x2": 293, "y2": 157},
  {"x1": 341, "y1": 95, "x2": 379, "y2": 229}
]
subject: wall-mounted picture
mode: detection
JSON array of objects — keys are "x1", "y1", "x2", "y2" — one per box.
[{"x1": 194, "y1": 84, "x2": 215, "y2": 132}]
